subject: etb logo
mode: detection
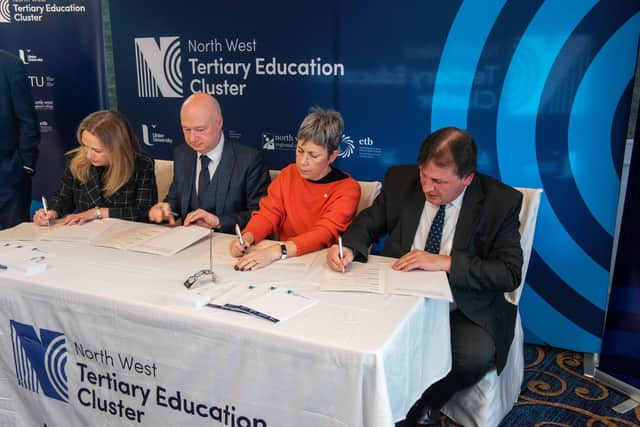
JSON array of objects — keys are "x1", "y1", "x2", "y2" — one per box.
[
  {"x1": 0, "y1": 0, "x2": 11, "y2": 23},
  {"x1": 134, "y1": 36, "x2": 183, "y2": 98},
  {"x1": 10, "y1": 320, "x2": 68, "y2": 402},
  {"x1": 338, "y1": 135, "x2": 355, "y2": 159}
]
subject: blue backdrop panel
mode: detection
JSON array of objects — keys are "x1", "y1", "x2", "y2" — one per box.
[
  {"x1": 109, "y1": 0, "x2": 640, "y2": 353},
  {"x1": 0, "y1": 0, "x2": 108, "y2": 200},
  {"x1": 598, "y1": 100, "x2": 640, "y2": 389}
]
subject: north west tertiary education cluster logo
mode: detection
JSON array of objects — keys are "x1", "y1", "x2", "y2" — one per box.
[
  {"x1": 10, "y1": 320, "x2": 68, "y2": 402},
  {"x1": 0, "y1": 0, "x2": 11, "y2": 23},
  {"x1": 135, "y1": 36, "x2": 183, "y2": 98}
]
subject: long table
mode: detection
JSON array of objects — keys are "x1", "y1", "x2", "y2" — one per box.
[{"x1": 0, "y1": 230, "x2": 451, "y2": 427}]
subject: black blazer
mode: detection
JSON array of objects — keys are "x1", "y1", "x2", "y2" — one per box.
[
  {"x1": 0, "y1": 50, "x2": 40, "y2": 187},
  {"x1": 165, "y1": 137, "x2": 270, "y2": 233},
  {"x1": 49, "y1": 152, "x2": 157, "y2": 222},
  {"x1": 344, "y1": 165, "x2": 523, "y2": 373}
]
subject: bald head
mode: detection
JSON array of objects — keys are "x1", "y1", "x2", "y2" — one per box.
[
  {"x1": 182, "y1": 93, "x2": 221, "y2": 117},
  {"x1": 180, "y1": 93, "x2": 224, "y2": 154}
]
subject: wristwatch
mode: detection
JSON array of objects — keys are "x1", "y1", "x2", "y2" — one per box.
[
  {"x1": 280, "y1": 243, "x2": 288, "y2": 260},
  {"x1": 95, "y1": 207, "x2": 103, "y2": 220}
]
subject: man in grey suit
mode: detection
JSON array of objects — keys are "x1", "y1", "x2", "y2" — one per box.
[
  {"x1": 326, "y1": 127, "x2": 523, "y2": 426},
  {"x1": 0, "y1": 50, "x2": 40, "y2": 230},
  {"x1": 148, "y1": 93, "x2": 269, "y2": 233}
]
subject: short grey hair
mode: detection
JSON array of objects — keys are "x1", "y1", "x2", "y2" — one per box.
[{"x1": 297, "y1": 107, "x2": 344, "y2": 154}]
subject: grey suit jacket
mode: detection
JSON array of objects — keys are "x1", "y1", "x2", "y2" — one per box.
[
  {"x1": 343, "y1": 165, "x2": 523, "y2": 373},
  {"x1": 164, "y1": 137, "x2": 270, "y2": 233},
  {"x1": 0, "y1": 50, "x2": 40, "y2": 188}
]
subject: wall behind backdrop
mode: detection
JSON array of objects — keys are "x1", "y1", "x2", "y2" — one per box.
[{"x1": 108, "y1": 0, "x2": 640, "y2": 354}]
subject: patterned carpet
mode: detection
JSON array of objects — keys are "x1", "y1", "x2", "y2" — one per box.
[{"x1": 398, "y1": 344, "x2": 640, "y2": 426}]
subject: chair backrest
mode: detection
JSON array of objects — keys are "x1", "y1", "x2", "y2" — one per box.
[
  {"x1": 356, "y1": 180, "x2": 382, "y2": 215},
  {"x1": 269, "y1": 169, "x2": 281, "y2": 181},
  {"x1": 154, "y1": 159, "x2": 175, "y2": 203},
  {"x1": 506, "y1": 187, "x2": 543, "y2": 305}
]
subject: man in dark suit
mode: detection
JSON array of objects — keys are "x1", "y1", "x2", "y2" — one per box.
[
  {"x1": 327, "y1": 127, "x2": 523, "y2": 426},
  {"x1": 148, "y1": 93, "x2": 269, "y2": 233},
  {"x1": 0, "y1": 50, "x2": 40, "y2": 230}
]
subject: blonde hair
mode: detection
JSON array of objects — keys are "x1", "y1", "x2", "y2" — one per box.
[{"x1": 69, "y1": 111, "x2": 140, "y2": 196}]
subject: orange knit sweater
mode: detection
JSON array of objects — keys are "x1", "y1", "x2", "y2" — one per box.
[{"x1": 244, "y1": 164, "x2": 361, "y2": 256}]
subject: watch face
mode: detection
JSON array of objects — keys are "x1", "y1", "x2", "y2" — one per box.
[{"x1": 280, "y1": 243, "x2": 287, "y2": 258}]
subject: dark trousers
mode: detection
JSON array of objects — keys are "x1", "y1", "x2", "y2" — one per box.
[
  {"x1": 0, "y1": 175, "x2": 31, "y2": 230},
  {"x1": 404, "y1": 310, "x2": 496, "y2": 425}
]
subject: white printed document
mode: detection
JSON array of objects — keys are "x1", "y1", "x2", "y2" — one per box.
[
  {"x1": 320, "y1": 255, "x2": 453, "y2": 301},
  {"x1": 205, "y1": 283, "x2": 317, "y2": 323},
  {"x1": 40, "y1": 219, "x2": 113, "y2": 242},
  {"x1": 90, "y1": 220, "x2": 210, "y2": 256},
  {"x1": 37, "y1": 218, "x2": 209, "y2": 256},
  {"x1": 0, "y1": 223, "x2": 47, "y2": 241}
]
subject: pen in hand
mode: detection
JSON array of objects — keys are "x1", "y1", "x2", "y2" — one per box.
[
  {"x1": 41, "y1": 196, "x2": 50, "y2": 227},
  {"x1": 235, "y1": 224, "x2": 246, "y2": 253},
  {"x1": 338, "y1": 236, "x2": 345, "y2": 273}
]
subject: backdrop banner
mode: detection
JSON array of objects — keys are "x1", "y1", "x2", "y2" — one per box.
[
  {"x1": 109, "y1": 1, "x2": 640, "y2": 353},
  {"x1": 0, "y1": 0, "x2": 108, "y2": 200},
  {"x1": 598, "y1": 105, "x2": 640, "y2": 390}
]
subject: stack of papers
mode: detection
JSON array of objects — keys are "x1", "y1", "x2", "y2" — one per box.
[
  {"x1": 0, "y1": 241, "x2": 48, "y2": 275},
  {"x1": 320, "y1": 255, "x2": 453, "y2": 301},
  {"x1": 201, "y1": 283, "x2": 317, "y2": 323}
]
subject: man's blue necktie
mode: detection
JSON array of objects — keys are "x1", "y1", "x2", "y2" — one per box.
[
  {"x1": 198, "y1": 155, "x2": 211, "y2": 204},
  {"x1": 425, "y1": 204, "x2": 446, "y2": 254}
]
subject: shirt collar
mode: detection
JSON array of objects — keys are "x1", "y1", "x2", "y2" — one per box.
[
  {"x1": 426, "y1": 187, "x2": 466, "y2": 211},
  {"x1": 202, "y1": 132, "x2": 225, "y2": 162}
]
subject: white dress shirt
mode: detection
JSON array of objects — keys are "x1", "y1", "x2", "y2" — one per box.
[
  {"x1": 194, "y1": 133, "x2": 225, "y2": 195},
  {"x1": 412, "y1": 188, "x2": 466, "y2": 255},
  {"x1": 412, "y1": 189, "x2": 466, "y2": 310}
]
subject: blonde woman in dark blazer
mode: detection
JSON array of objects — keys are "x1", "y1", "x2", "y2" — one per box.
[{"x1": 33, "y1": 111, "x2": 157, "y2": 225}]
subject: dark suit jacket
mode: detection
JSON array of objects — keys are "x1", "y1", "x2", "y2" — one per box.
[
  {"x1": 49, "y1": 152, "x2": 157, "y2": 222},
  {"x1": 0, "y1": 50, "x2": 40, "y2": 188},
  {"x1": 344, "y1": 165, "x2": 523, "y2": 373},
  {"x1": 165, "y1": 137, "x2": 270, "y2": 233}
]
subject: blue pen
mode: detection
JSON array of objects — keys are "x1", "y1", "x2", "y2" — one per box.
[{"x1": 286, "y1": 289, "x2": 311, "y2": 300}]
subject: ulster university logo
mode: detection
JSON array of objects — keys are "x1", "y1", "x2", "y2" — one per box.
[
  {"x1": 134, "y1": 36, "x2": 183, "y2": 98},
  {"x1": 10, "y1": 320, "x2": 68, "y2": 402}
]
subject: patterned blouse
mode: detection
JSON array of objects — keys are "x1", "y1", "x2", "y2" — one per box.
[{"x1": 49, "y1": 152, "x2": 157, "y2": 222}]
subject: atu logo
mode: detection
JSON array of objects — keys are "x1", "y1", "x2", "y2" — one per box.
[
  {"x1": 261, "y1": 133, "x2": 275, "y2": 151},
  {"x1": 134, "y1": 36, "x2": 182, "y2": 98},
  {"x1": 338, "y1": 135, "x2": 355, "y2": 159},
  {"x1": 0, "y1": 0, "x2": 10, "y2": 23},
  {"x1": 10, "y1": 320, "x2": 68, "y2": 402}
]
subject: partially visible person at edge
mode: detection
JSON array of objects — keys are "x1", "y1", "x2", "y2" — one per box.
[
  {"x1": 148, "y1": 93, "x2": 270, "y2": 232},
  {"x1": 230, "y1": 107, "x2": 361, "y2": 271},
  {"x1": 0, "y1": 49, "x2": 40, "y2": 230},
  {"x1": 326, "y1": 127, "x2": 523, "y2": 426},
  {"x1": 33, "y1": 110, "x2": 156, "y2": 225}
]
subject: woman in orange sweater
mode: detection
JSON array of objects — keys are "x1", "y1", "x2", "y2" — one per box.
[{"x1": 230, "y1": 108, "x2": 360, "y2": 271}]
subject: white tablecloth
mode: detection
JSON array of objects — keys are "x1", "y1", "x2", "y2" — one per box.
[{"x1": 0, "y1": 232, "x2": 451, "y2": 427}]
